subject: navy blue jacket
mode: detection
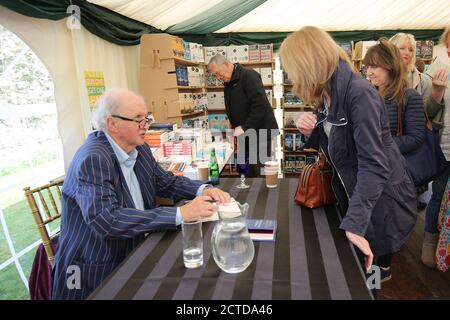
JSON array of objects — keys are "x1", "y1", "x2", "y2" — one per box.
[
  {"x1": 52, "y1": 131, "x2": 203, "y2": 300},
  {"x1": 384, "y1": 89, "x2": 425, "y2": 154},
  {"x1": 306, "y1": 61, "x2": 417, "y2": 257}
]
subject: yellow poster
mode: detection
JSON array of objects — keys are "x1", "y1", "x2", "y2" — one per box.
[{"x1": 84, "y1": 70, "x2": 105, "y2": 109}]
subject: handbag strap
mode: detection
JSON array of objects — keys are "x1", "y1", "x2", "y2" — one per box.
[
  {"x1": 396, "y1": 101, "x2": 404, "y2": 136},
  {"x1": 396, "y1": 94, "x2": 432, "y2": 136}
]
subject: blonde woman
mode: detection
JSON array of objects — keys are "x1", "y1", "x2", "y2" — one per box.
[
  {"x1": 280, "y1": 27, "x2": 417, "y2": 288},
  {"x1": 389, "y1": 33, "x2": 447, "y2": 117}
]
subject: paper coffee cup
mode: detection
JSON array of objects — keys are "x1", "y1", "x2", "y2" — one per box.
[
  {"x1": 197, "y1": 161, "x2": 209, "y2": 181},
  {"x1": 264, "y1": 161, "x2": 278, "y2": 188}
]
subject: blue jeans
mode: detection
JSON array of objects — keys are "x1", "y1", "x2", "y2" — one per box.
[{"x1": 425, "y1": 161, "x2": 450, "y2": 233}]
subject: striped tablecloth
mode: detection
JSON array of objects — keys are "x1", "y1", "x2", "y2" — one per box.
[{"x1": 89, "y1": 178, "x2": 373, "y2": 300}]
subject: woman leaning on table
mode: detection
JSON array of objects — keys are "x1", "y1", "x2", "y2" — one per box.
[{"x1": 279, "y1": 27, "x2": 417, "y2": 285}]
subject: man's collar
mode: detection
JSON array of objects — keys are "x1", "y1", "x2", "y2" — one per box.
[
  {"x1": 103, "y1": 131, "x2": 138, "y2": 165},
  {"x1": 226, "y1": 63, "x2": 241, "y2": 85}
]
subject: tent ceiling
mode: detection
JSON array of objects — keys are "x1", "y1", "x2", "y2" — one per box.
[
  {"x1": 88, "y1": 0, "x2": 450, "y2": 33},
  {"x1": 218, "y1": 0, "x2": 450, "y2": 32},
  {"x1": 88, "y1": 0, "x2": 223, "y2": 30}
]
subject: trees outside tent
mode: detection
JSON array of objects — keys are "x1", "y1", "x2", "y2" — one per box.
[{"x1": 0, "y1": 24, "x2": 64, "y2": 300}]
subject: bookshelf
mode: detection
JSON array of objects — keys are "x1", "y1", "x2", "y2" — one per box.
[
  {"x1": 140, "y1": 33, "x2": 208, "y2": 126},
  {"x1": 139, "y1": 34, "x2": 278, "y2": 177},
  {"x1": 139, "y1": 33, "x2": 276, "y2": 126},
  {"x1": 280, "y1": 70, "x2": 318, "y2": 175}
]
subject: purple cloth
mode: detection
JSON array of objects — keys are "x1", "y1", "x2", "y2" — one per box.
[{"x1": 28, "y1": 239, "x2": 57, "y2": 300}]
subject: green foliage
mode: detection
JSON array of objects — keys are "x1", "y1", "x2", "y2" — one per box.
[{"x1": 0, "y1": 150, "x2": 58, "y2": 177}]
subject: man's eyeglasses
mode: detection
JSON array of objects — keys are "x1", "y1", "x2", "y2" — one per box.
[{"x1": 111, "y1": 114, "x2": 152, "y2": 128}]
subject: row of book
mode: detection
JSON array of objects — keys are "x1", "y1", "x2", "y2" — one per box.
[
  {"x1": 178, "y1": 93, "x2": 207, "y2": 114},
  {"x1": 208, "y1": 114, "x2": 230, "y2": 131},
  {"x1": 181, "y1": 115, "x2": 230, "y2": 132},
  {"x1": 284, "y1": 133, "x2": 305, "y2": 151},
  {"x1": 284, "y1": 154, "x2": 317, "y2": 173},
  {"x1": 283, "y1": 92, "x2": 303, "y2": 107},
  {"x1": 206, "y1": 67, "x2": 273, "y2": 87},
  {"x1": 170, "y1": 35, "x2": 274, "y2": 64},
  {"x1": 144, "y1": 130, "x2": 170, "y2": 148},
  {"x1": 163, "y1": 140, "x2": 192, "y2": 157},
  {"x1": 204, "y1": 44, "x2": 273, "y2": 64},
  {"x1": 171, "y1": 37, "x2": 205, "y2": 63},
  {"x1": 206, "y1": 73, "x2": 224, "y2": 87},
  {"x1": 175, "y1": 65, "x2": 205, "y2": 87}
]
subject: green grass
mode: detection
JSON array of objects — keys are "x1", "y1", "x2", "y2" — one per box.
[
  {"x1": 0, "y1": 150, "x2": 58, "y2": 177},
  {"x1": 0, "y1": 249, "x2": 37, "y2": 300},
  {"x1": 1, "y1": 197, "x2": 59, "y2": 263},
  {"x1": 0, "y1": 263, "x2": 29, "y2": 300},
  {"x1": 0, "y1": 192, "x2": 60, "y2": 299}
]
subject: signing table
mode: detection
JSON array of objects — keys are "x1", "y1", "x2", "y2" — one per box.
[{"x1": 89, "y1": 178, "x2": 373, "y2": 300}]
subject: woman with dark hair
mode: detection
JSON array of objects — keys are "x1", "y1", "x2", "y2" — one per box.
[
  {"x1": 364, "y1": 39, "x2": 425, "y2": 158},
  {"x1": 362, "y1": 39, "x2": 425, "y2": 274},
  {"x1": 280, "y1": 27, "x2": 417, "y2": 287}
]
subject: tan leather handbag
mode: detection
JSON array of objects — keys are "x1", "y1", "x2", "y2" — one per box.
[{"x1": 294, "y1": 153, "x2": 336, "y2": 208}]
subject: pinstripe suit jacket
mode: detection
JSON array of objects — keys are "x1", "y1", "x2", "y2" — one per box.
[{"x1": 52, "y1": 131, "x2": 203, "y2": 300}]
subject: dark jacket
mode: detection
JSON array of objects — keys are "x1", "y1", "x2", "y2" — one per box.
[
  {"x1": 384, "y1": 89, "x2": 425, "y2": 154},
  {"x1": 224, "y1": 63, "x2": 279, "y2": 132},
  {"x1": 306, "y1": 61, "x2": 417, "y2": 257}
]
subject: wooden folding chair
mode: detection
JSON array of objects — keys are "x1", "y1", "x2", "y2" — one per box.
[{"x1": 23, "y1": 178, "x2": 64, "y2": 267}]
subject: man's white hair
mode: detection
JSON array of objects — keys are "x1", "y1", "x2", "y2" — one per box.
[
  {"x1": 91, "y1": 88, "x2": 144, "y2": 131},
  {"x1": 207, "y1": 53, "x2": 230, "y2": 71}
]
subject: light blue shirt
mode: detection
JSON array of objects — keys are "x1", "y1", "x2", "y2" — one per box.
[{"x1": 104, "y1": 132, "x2": 209, "y2": 225}]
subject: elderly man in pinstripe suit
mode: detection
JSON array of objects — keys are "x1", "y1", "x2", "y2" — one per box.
[{"x1": 52, "y1": 89, "x2": 230, "y2": 300}]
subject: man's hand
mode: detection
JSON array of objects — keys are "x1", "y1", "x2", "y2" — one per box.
[
  {"x1": 431, "y1": 69, "x2": 448, "y2": 104},
  {"x1": 202, "y1": 187, "x2": 231, "y2": 204},
  {"x1": 180, "y1": 196, "x2": 216, "y2": 222},
  {"x1": 234, "y1": 126, "x2": 245, "y2": 137},
  {"x1": 296, "y1": 112, "x2": 317, "y2": 138},
  {"x1": 345, "y1": 231, "x2": 373, "y2": 272}
]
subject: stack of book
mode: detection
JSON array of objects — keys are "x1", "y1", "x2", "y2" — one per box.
[
  {"x1": 167, "y1": 162, "x2": 186, "y2": 174},
  {"x1": 284, "y1": 133, "x2": 305, "y2": 151},
  {"x1": 163, "y1": 140, "x2": 192, "y2": 157},
  {"x1": 284, "y1": 154, "x2": 317, "y2": 173},
  {"x1": 283, "y1": 92, "x2": 303, "y2": 107},
  {"x1": 144, "y1": 130, "x2": 169, "y2": 148},
  {"x1": 246, "y1": 219, "x2": 277, "y2": 242}
]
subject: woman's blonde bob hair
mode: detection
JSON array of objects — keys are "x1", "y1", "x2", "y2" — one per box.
[
  {"x1": 279, "y1": 26, "x2": 354, "y2": 106},
  {"x1": 388, "y1": 33, "x2": 416, "y2": 72},
  {"x1": 441, "y1": 26, "x2": 450, "y2": 45}
]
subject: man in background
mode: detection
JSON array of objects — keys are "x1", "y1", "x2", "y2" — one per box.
[{"x1": 208, "y1": 54, "x2": 279, "y2": 176}]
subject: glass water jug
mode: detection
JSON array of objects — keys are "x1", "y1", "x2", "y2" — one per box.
[{"x1": 211, "y1": 201, "x2": 255, "y2": 273}]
